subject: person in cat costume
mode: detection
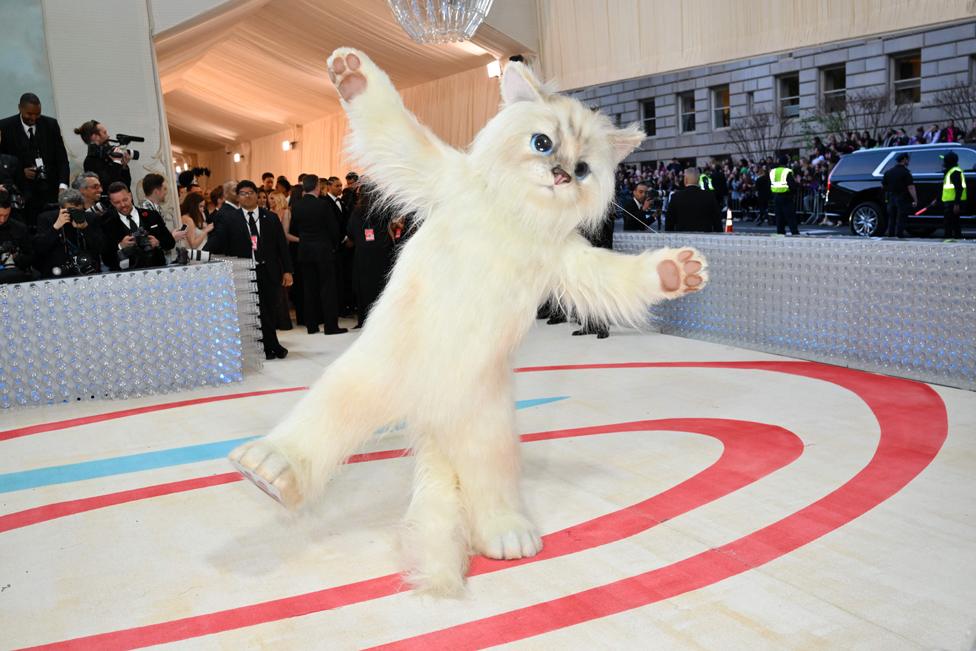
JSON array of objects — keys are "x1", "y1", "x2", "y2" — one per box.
[{"x1": 230, "y1": 49, "x2": 708, "y2": 595}]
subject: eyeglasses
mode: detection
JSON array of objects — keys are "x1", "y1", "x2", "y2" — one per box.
[{"x1": 238, "y1": 190, "x2": 256, "y2": 197}]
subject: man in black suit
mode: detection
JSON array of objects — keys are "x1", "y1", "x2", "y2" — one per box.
[
  {"x1": 100, "y1": 182, "x2": 175, "y2": 270},
  {"x1": 33, "y1": 189, "x2": 104, "y2": 278},
  {"x1": 665, "y1": 169, "x2": 722, "y2": 232},
  {"x1": 346, "y1": 185, "x2": 395, "y2": 329},
  {"x1": 75, "y1": 120, "x2": 132, "y2": 192},
  {"x1": 324, "y1": 175, "x2": 355, "y2": 317},
  {"x1": 620, "y1": 183, "x2": 651, "y2": 231},
  {"x1": 0, "y1": 93, "x2": 70, "y2": 230},
  {"x1": 209, "y1": 180, "x2": 293, "y2": 359},
  {"x1": 291, "y1": 174, "x2": 346, "y2": 335}
]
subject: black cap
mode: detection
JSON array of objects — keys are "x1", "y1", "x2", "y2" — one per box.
[
  {"x1": 895, "y1": 152, "x2": 910, "y2": 163},
  {"x1": 943, "y1": 152, "x2": 958, "y2": 167}
]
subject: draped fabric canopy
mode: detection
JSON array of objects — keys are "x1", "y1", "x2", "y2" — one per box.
[{"x1": 156, "y1": 0, "x2": 505, "y2": 155}]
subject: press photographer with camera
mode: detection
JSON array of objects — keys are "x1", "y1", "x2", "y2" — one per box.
[
  {"x1": 0, "y1": 93, "x2": 70, "y2": 230},
  {"x1": 71, "y1": 172, "x2": 109, "y2": 217},
  {"x1": 100, "y1": 182, "x2": 174, "y2": 270},
  {"x1": 0, "y1": 189, "x2": 35, "y2": 284},
  {"x1": 75, "y1": 120, "x2": 143, "y2": 192},
  {"x1": 33, "y1": 189, "x2": 104, "y2": 278}
]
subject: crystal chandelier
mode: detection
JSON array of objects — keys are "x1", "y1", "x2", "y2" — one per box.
[{"x1": 387, "y1": 0, "x2": 495, "y2": 44}]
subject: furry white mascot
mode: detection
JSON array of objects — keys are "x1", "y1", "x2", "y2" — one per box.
[{"x1": 230, "y1": 48, "x2": 707, "y2": 595}]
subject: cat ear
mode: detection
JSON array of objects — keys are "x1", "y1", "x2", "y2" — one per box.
[
  {"x1": 609, "y1": 124, "x2": 646, "y2": 161},
  {"x1": 501, "y1": 62, "x2": 546, "y2": 105}
]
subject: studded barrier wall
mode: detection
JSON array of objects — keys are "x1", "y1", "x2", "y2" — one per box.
[
  {"x1": 0, "y1": 261, "x2": 252, "y2": 410},
  {"x1": 615, "y1": 233, "x2": 976, "y2": 392}
]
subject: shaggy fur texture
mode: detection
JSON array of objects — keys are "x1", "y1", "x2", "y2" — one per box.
[{"x1": 229, "y1": 48, "x2": 708, "y2": 596}]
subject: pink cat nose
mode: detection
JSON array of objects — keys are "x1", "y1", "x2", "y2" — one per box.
[{"x1": 551, "y1": 166, "x2": 572, "y2": 185}]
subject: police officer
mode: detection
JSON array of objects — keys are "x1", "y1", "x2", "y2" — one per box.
[
  {"x1": 881, "y1": 152, "x2": 917, "y2": 238},
  {"x1": 941, "y1": 151, "x2": 966, "y2": 239},
  {"x1": 769, "y1": 154, "x2": 799, "y2": 235},
  {"x1": 698, "y1": 167, "x2": 712, "y2": 192}
]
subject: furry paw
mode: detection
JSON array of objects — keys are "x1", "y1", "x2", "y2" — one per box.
[
  {"x1": 327, "y1": 48, "x2": 369, "y2": 102},
  {"x1": 474, "y1": 513, "x2": 543, "y2": 560},
  {"x1": 657, "y1": 247, "x2": 708, "y2": 297},
  {"x1": 228, "y1": 439, "x2": 303, "y2": 509}
]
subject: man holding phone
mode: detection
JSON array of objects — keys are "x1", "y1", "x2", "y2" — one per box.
[{"x1": 33, "y1": 188, "x2": 104, "y2": 277}]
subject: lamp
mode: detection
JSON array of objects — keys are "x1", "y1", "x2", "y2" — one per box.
[
  {"x1": 282, "y1": 140, "x2": 297, "y2": 151},
  {"x1": 387, "y1": 0, "x2": 494, "y2": 44},
  {"x1": 486, "y1": 59, "x2": 501, "y2": 78},
  {"x1": 233, "y1": 153, "x2": 242, "y2": 163}
]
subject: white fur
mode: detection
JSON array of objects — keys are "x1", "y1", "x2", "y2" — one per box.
[{"x1": 230, "y1": 49, "x2": 708, "y2": 595}]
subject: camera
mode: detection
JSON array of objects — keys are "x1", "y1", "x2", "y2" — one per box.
[
  {"x1": 176, "y1": 248, "x2": 211, "y2": 264},
  {"x1": 52, "y1": 252, "x2": 97, "y2": 277},
  {"x1": 131, "y1": 227, "x2": 153, "y2": 253},
  {"x1": 0, "y1": 183, "x2": 26, "y2": 210},
  {"x1": 68, "y1": 208, "x2": 88, "y2": 225},
  {"x1": 35, "y1": 164, "x2": 48, "y2": 181},
  {"x1": 0, "y1": 241, "x2": 19, "y2": 268},
  {"x1": 88, "y1": 133, "x2": 144, "y2": 166}
]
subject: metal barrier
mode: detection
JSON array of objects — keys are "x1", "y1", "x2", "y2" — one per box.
[{"x1": 615, "y1": 232, "x2": 976, "y2": 391}]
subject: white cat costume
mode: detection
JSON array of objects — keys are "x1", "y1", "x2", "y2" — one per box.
[{"x1": 230, "y1": 49, "x2": 708, "y2": 595}]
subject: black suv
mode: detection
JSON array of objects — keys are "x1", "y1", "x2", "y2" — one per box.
[{"x1": 824, "y1": 143, "x2": 975, "y2": 237}]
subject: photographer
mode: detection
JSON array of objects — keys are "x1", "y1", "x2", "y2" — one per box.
[
  {"x1": 75, "y1": 120, "x2": 132, "y2": 191},
  {"x1": 0, "y1": 189, "x2": 34, "y2": 283},
  {"x1": 71, "y1": 171, "x2": 109, "y2": 217},
  {"x1": 100, "y1": 182, "x2": 174, "y2": 270},
  {"x1": 33, "y1": 189, "x2": 104, "y2": 278}
]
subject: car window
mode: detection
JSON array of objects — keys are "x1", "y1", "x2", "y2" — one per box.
[
  {"x1": 835, "y1": 153, "x2": 885, "y2": 176},
  {"x1": 955, "y1": 148, "x2": 976, "y2": 172},
  {"x1": 880, "y1": 149, "x2": 945, "y2": 175}
]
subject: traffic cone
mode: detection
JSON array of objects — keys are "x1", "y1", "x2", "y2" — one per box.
[{"x1": 724, "y1": 207, "x2": 733, "y2": 233}]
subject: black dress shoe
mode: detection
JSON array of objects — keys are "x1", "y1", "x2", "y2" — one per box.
[
  {"x1": 265, "y1": 351, "x2": 276, "y2": 360},
  {"x1": 596, "y1": 331, "x2": 609, "y2": 339},
  {"x1": 275, "y1": 347, "x2": 288, "y2": 359},
  {"x1": 323, "y1": 327, "x2": 348, "y2": 335},
  {"x1": 546, "y1": 315, "x2": 567, "y2": 325},
  {"x1": 307, "y1": 327, "x2": 320, "y2": 334},
  {"x1": 571, "y1": 328, "x2": 589, "y2": 336}
]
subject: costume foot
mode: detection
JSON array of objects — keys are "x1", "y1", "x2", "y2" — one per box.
[
  {"x1": 657, "y1": 248, "x2": 708, "y2": 297},
  {"x1": 474, "y1": 512, "x2": 543, "y2": 560},
  {"x1": 328, "y1": 49, "x2": 368, "y2": 101},
  {"x1": 228, "y1": 439, "x2": 303, "y2": 509}
]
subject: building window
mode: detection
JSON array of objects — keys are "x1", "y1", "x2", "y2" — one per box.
[
  {"x1": 746, "y1": 91, "x2": 755, "y2": 113},
  {"x1": 613, "y1": 113, "x2": 622, "y2": 127},
  {"x1": 892, "y1": 50, "x2": 921, "y2": 105},
  {"x1": 641, "y1": 99, "x2": 656, "y2": 136},
  {"x1": 711, "y1": 85, "x2": 730, "y2": 129},
  {"x1": 778, "y1": 74, "x2": 800, "y2": 118},
  {"x1": 678, "y1": 92, "x2": 696, "y2": 133},
  {"x1": 821, "y1": 65, "x2": 846, "y2": 113}
]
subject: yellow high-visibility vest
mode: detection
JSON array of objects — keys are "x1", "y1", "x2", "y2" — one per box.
[
  {"x1": 770, "y1": 167, "x2": 792, "y2": 193},
  {"x1": 699, "y1": 173, "x2": 712, "y2": 191},
  {"x1": 942, "y1": 166, "x2": 968, "y2": 202}
]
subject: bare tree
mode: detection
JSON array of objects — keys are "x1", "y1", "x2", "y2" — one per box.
[
  {"x1": 930, "y1": 83, "x2": 976, "y2": 130},
  {"x1": 802, "y1": 87, "x2": 914, "y2": 143},
  {"x1": 726, "y1": 111, "x2": 793, "y2": 161}
]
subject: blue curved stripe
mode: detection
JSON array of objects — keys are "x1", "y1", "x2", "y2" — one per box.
[{"x1": 0, "y1": 396, "x2": 568, "y2": 493}]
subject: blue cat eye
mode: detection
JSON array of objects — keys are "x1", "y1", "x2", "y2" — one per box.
[
  {"x1": 530, "y1": 133, "x2": 553, "y2": 155},
  {"x1": 574, "y1": 161, "x2": 590, "y2": 179}
]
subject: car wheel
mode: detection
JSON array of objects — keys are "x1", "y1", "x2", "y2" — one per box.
[{"x1": 850, "y1": 201, "x2": 883, "y2": 237}]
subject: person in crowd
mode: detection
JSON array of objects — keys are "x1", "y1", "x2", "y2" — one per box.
[
  {"x1": 141, "y1": 172, "x2": 186, "y2": 249},
  {"x1": 71, "y1": 171, "x2": 108, "y2": 217},
  {"x1": 620, "y1": 183, "x2": 650, "y2": 231},
  {"x1": 33, "y1": 188, "x2": 104, "y2": 278},
  {"x1": 924, "y1": 124, "x2": 942, "y2": 144},
  {"x1": 0, "y1": 189, "x2": 34, "y2": 283},
  {"x1": 881, "y1": 152, "x2": 916, "y2": 238},
  {"x1": 708, "y1": 160, "x2": 728, "y2": 209},
  {"x1": 271, "y1": 189, "x2": 304, "y2": 327},
  {"x1": 941, "y1": 151, "x2": 966, "y2": 239},
  {"x1": 100, "y1": 181, "x2": 175, "y2": 270},
  {"x1": 257, "y1": 188, "x2": 269, "y2": 210},
  {"x1": 665, "y1": 168, "x2": 722, "y2": 232},
  {"x1": 0, "y1": 130, "x2": 22, "y2": 205},
  {"x1": 943, "y1": 119, "x2": 960, "y2": 144},
  {"x1": 0, "y1": 93, "x2": 70, "y2": 231},
  {"x1": 209, "y1": 179, "x2": 292, "y2": 359},
  {"x1": 274, "y1": 176, "x2": 291, "y2": 196},
  {"x1": 324, "y1": 175, "x2": 355, "y2": 317},
  {"x1": 770, "y1": 154, "x2": 800, "y2": 235},
  {"x1": 179, "y1": 192, "x2": 213, "y2": 250},
  {"x1": 261, "y1": 172, "x2": 275, "y2": 193},
  {"x1": 75, "y1": 119, "x2": 132, "y2": 192},
  {"x1": 291, "y1": 174, "x2": 345, "y2": 335},
  {"x1": 262, "y1": 189, "x2": 293, "y2": 330},
  {"x1": 346, "y1": 184, "x2": 395, "y2": 329},
  {"x1": 341, "y1": 171, "x2": 361, "y2": 213}
]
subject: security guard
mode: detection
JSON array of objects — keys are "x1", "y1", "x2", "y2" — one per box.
[
  {"x1": 882, "y1": 152, "x2": 917, "y2": 238},
  {"x1": 769, "y1": 154, "x2": 799, "y2": 235},
  {"x1": 941, "y1": 151, "x2": 967, "y2": 239},
  {"x1": 698, "y1": 168, "x2": 712, "y2": 192}
]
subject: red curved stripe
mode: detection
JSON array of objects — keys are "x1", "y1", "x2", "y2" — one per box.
[
  {"x1": 21, "y1": 416, "x2": 799, "y2": 651},
  {"x1": 370, "y1": 361, "x2": 949, "y2": 650},
  {"x1": 0, "y1": 387, "x2": 308, "y2": 443}
]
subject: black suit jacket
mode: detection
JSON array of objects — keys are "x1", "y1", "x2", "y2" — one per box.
[
  {"x1": 665, "y1": 186, "x2": 722, "y2": 233},
  {"x1": 100, "y1": 206, "x2": 175, "y2": 270},
  {"x1": 206, "y1": 205, "x2": 292, "y2": 280},
  {"x1": 83, "y1": 152, "x2": 132, "y2": 191},
  {"x1": 291, "y1": 194, "x2": 339, "y2": 262},
  {"x1": 0, "y1": 114, "x2": 69, "y2": 201},
  {"x1": 620, "y1": 196, "x2": 647, "y2": 231}
]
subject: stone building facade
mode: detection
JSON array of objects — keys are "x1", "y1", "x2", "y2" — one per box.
[{"x1": 568, "y1": 20, "x2": 976, "y2": 166}]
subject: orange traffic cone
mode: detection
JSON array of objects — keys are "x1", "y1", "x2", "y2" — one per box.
[{"x1": 724, "y1": 207, "x2": 733, "y2": 233}]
